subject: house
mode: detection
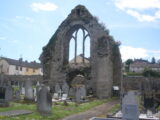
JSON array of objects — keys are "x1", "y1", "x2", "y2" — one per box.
[
  {"x1": 129, "y1": 59, "x2": 160, "y2": 73},
  {"x1": 0, "y1": 57, "x2": 43, "y2": 75},
  {"x1": 69, "y1": 54, "x2": 90, "y2": 64}
]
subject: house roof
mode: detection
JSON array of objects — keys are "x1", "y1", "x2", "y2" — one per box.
[
  {"x1": 69, "y1": 54, "x2": 90, "y2": 64},
  {"x1": 130, "y1": 62, "x2": 160, "y2": 68},
  {"x1": 0, "y1": 57, "x2": 42, "y2": 69}
]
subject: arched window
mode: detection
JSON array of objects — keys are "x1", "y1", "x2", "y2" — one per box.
[
  {"x1": 84, "y1": 36, "x2": 90, "y2": 63},
  {"x1": 69, "y1": 38, "x2": 75, "y2": 61},
  {"x1": 69, "y1": 28, "x2": 90, "y2": 64}
]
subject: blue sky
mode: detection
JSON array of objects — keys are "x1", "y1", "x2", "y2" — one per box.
[{"x1": 0, "y1": 0, "x2": 160, "y2": 62}]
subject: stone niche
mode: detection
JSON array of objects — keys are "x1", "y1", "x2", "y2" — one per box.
[{"x1": 40, "y1": 5, "x2": 122, "y2": 99}]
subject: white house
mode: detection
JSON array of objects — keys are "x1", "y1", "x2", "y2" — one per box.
[
  {"x1": 129, "y1": 59, "x2": 160, "y2": 73},
  {"x1": 0, "y1": 57, "x2": 43, "y2": 75}
]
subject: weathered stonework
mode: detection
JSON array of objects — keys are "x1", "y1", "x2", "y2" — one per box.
[
  {"x1": 37, "y1": 85, "x2": 52, "y2": 115},
  {"x1": 40, "y1": 5, "x2": 122, "y2": 98}
]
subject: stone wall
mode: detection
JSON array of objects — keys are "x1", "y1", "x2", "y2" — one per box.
[
  {"x1": 0, "y1": 75, "x2": 42, "y2": 84},
  {"x1": 123, "y1": 76, "x2": 160, "y2": 92}
]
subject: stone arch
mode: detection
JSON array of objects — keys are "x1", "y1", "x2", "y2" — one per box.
[{"x1": 40, "y1": 5, "x2": 122, "y2": 98}]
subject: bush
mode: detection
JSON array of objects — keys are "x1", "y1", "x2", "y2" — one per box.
[
  {"x1": 142, "y1": 69, "x2": 160, "y2": 77},
  {"x1": 126, "y1": 72, "x2": 142, "y2": 76}
]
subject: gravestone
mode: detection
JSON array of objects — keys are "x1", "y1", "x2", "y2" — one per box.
[
  {"x1": 36, "y1": 85, "x2": 41, "y2": 96},
  {"x1": 21, "y1": 87, "x2": 25, "y2": 95},
  {"x1": 75, "y1": 86, "x2": 86, "y2": 103},
  {"x1": 33, "y1": 88, "x2": 36, "y2": 97},
  {"x1": 68, "y1": 88, "x2": 76, "y2": 100},
  {"x1": 122, "y1": 91, "x2": 139, "y2": 120},
  {"x1": 24, "y1": 80, "x2": 34, "y2": 101},
  {"x1": 37, "y1": 85, "x2": 52, "y2": 115},
  {"x1": 55, "y1": 83, "x2": 61, "y2": 93},
  {"x1": 61, "y1": 94, "x2": 68, "y2": 101},
  {"x1": 53, "y1": 93, "x2": 59, "y2": 99},
  {"x1": 15, "y1": 90, "x2": 21, "y2": 100},
  {"x1": 75, "y1": 88, "x2": 81, "y2": 103},
  {"x1": 36, "y1": 81, "x2": 40, "y2": 86},
  {"x1": 0, "y1": 86, "x2": 9, "y2": 107},
  {"x1": 79, "y1": 86, "x2": 86, "y2": 100},
  {"x1": 62, "y1": 82, "x2": 69, "y2": 94},
  {"x1": 35, "y1": 85, "x2": 42, "y2": 102},
  {"x1": 5, "y1": 86, "x2": 13, "y2": 101}
]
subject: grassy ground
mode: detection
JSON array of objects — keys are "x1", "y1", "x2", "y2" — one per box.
[
  {"x1": 108, "y1": 104, "x2": 120, "y2": 114},
  {"x1": 0, "y1": 98, "x2": 116, "y2": 120}
]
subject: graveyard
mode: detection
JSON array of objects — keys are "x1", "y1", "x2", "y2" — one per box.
[
  {"x1": 0, "y1": 3, "x2": 160, "y2": 120},
  {"x1": 0, "y1": 98, "x2": 118, "y2": 120}
]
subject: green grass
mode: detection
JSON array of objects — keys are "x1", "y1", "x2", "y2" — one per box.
[
  {"x1": 108, "y1": 104, "x2": 120, "y2": 114},
  {"x1": 0, "y1": 98, "x2": 116, "y2": 120},
  {"x1": 126, "y1": 72, "x2": 142, "y2": 76}
]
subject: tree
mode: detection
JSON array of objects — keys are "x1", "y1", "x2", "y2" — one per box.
[
  {"x1": 143, "y1": 68, "x2": 160, "y2": 77},
  {"x1": 125, "y1": 59, "x2": 133, "y2": 65},
  {"x1": 151, "y1": 57, "x2": 156, "y2": 64},
  {"x1": 125, "y1": 59, "x2": 133, "y2": 72}
]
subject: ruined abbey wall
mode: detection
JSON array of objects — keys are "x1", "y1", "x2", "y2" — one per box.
[{"x1": 40, "y1": 5, "x2": 122, "y2": 98}]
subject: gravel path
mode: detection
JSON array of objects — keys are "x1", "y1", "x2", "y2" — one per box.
[
  {"x1": 0, "y1": 110, "x2": 32, "y2": 117},
  {"x1": 62, "y1": 100, "x2": 119, "y2": 120}
]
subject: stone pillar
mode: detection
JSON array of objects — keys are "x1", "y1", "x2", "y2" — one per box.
[
  {"x1": 95, "y1": 56, "x2": 113, "y2": 99},
  {"x1": 24, "y1": 80, "x2": 34, "y2": 101},
  {"x1": 37, "y1": 85, "x2": 52, "y2": 115}
]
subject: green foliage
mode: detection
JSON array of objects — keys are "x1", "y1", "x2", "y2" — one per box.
[
  {"x1": 157, "y1": 105, "x2": 160, "y2": 111},
  {"x1": 13, "y1": 87, "x2": 19, "y2": 92},
  {"x1": 0, "y1": 98, "x2": 116, "y2": 120},
  {"x1": 125, "y1": 59, "x2": 133, "y2": 66},
  {"x1": 125, "y1": 59, "x2": 133, "y2": 72},
  {"x1": 142, "y1": 68, "x2": 160, "y2": 77},
  {"x1": 151, "y1": 57, "x2": 156, "y2": 64},
  {"x1": 126, "y1": 72, "x2": 142, "y2": 76}
]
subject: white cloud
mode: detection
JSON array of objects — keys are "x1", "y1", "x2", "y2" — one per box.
[
  {"x1": 31, "y1": 2, "x2": 58, "y2": 12},
  {"x1": 120, "y1": 46, "x2": 148, "y2": 61},
  {"x1": 113, "y1": 0, "x2": 160, "y2": 22},
  {"x1": 126, "y1": 10, "x2": 156, "y2": 22},
  {"x1": 120, "y1": 46, "x2": 160, "y2": 61},
  {"x1": 114, "y1": 0, "x2": 160, "y2": 10}
]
